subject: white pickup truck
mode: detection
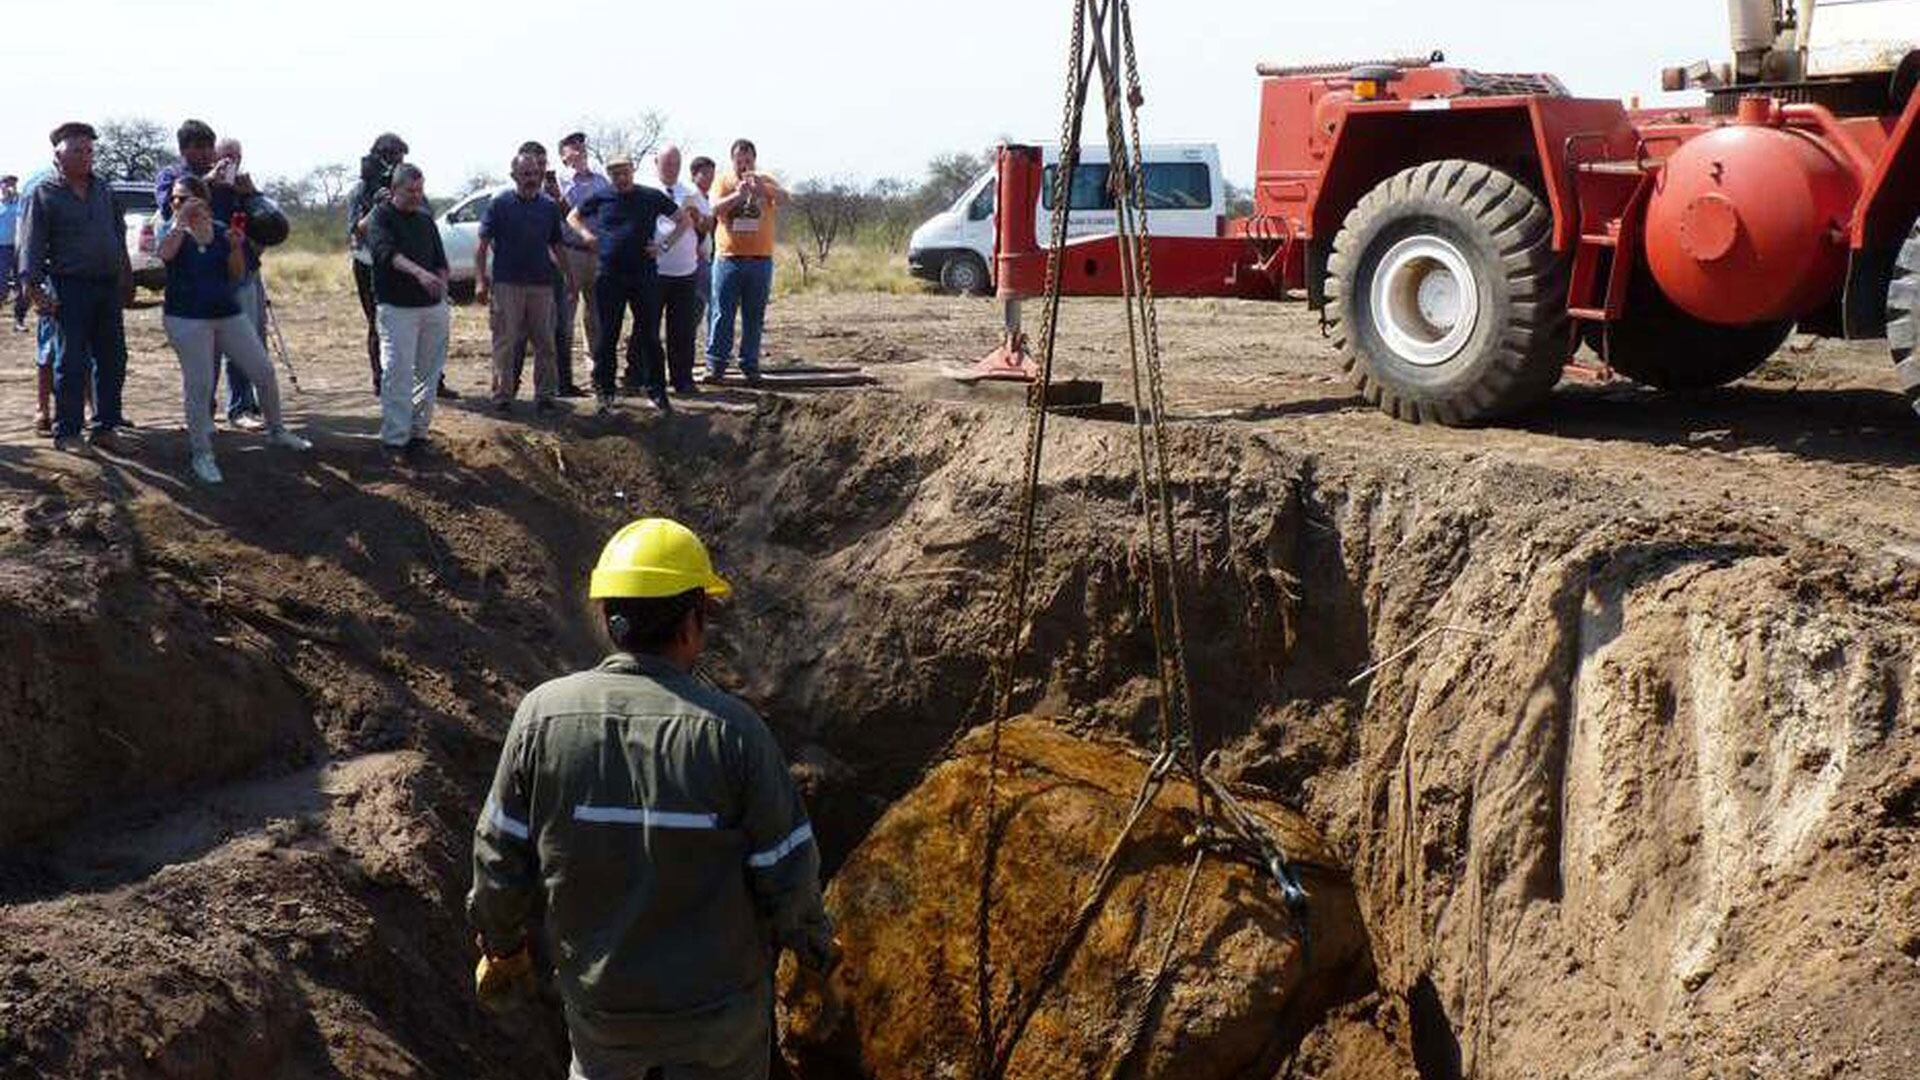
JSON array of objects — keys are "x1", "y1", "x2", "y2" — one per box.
[{"x1": 112, "y1": 182, "x2": 167, "y2": 291}]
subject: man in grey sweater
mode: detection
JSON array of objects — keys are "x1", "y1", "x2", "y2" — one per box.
[{"x1": 18, "y1": 121, "x2": 133, "y2": 449}]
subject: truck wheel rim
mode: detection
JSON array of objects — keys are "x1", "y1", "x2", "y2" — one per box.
[
  {"x1": 1370, "y1": 235, "x2": 1479, "y2": 367},
  {"x1": 952, "y1": 262, "x2": 979, "y2": 290}
]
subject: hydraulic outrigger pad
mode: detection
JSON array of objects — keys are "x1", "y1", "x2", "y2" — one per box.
[
  {"x1": 962, "y1": 328, "x2": 1038, "y2": 382},
  {"x1": 951, "y1": 298, "x2": 1103, "y2": 406},
  {"x1": 955, "y1": 299, "x2": 1039, "y2": 382}
]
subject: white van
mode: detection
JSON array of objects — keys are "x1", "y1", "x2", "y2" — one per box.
[{"x1": 907, "y1": 142, "x2": 1224, "y2": 295}]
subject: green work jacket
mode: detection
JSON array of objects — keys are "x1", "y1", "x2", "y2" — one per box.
[{"x1": 468, "y1": 652, "x2": 832, "y2": 1046}]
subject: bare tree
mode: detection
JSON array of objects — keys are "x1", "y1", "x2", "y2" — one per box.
[
  {"x1": 264, "y1": 163, "x2": 353, "y2": 215},
  {"x1": 94, "y1": 117, "x2": 179, "y2": 182},
  {"x1": 923, "y1": 151, "x2": 987, "y2": 209},
  {"x1": 867, "y1": 177, "x2": 922, "y2": 251},
  {"x1": 578, "y1": 112, "x2": 670, "y2": 169},
  {"x1": 263, "y1": 174, "x2": 317, "y2": 212},
  {"x1": 791, "y1": 178, "x2": 869, "y2": 265},
  {"x1": 309, "y1": 163, "x2": 351, "y2": 211}
]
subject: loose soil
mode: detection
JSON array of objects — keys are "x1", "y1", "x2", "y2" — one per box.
[{"x1": 0, "y1": 282, "x2": 1915, "y2": 1078}]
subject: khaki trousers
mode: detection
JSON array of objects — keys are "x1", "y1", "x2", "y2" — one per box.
[
  {"x1": 489, "y1": 282, "x2": 557, "y2": 404},
  {"x1": 559, "y1": 246, "x2": 600, "y2": 386}
]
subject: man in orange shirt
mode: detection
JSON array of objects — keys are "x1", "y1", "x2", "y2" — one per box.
[{"x1": 702, "y1": 138, "x2": 784, "y2": 386}]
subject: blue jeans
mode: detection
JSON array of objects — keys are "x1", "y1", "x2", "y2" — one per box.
[
  {"x1": 214, "y1": 272, "x2": 264, "y2": 418},
  {"x1": 48, "y1": 274, "x2": 127, "y2": 437},
  {"x1": 693, "y1": 257, "x2": 711, "y2": 356},
  {"x1": 705, "y1": 257, "x2": 772, "y2": 375}
]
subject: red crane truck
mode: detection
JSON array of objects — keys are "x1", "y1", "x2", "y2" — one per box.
[{"x1": 983, "y1": 0, "x2": 1920, "y2": 424}]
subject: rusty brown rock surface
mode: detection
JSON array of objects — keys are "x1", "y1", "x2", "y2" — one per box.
[{"x1": 781, "y1": 716, "x2": 1371, "y2": 1079}]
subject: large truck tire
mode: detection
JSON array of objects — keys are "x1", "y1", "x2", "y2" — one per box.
[
  {"x1": 1591, "y1": 272, "x2": 1792, "y2": 391},
  {"x1": 1890, "y1": 219, "x2": 1920, "y2": 412},
  {"x1": 1327, "y1": 160, "x2": 1569, "y2": 425}
]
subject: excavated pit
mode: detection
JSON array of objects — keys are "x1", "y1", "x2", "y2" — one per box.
[{"x1": 1, "y1": 389, "x2": 1917, "y2": 1079}]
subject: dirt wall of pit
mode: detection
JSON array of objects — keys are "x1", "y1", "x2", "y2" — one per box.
[
  {"x1": 2, "y1": 393, "x2": 1916, "y2": 1077},
  {"x1": 642, "y1": 397, "x2": 1920, "y2": 1076}
]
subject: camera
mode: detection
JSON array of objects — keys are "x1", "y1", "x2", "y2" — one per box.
[{"x1": 361, "y1": 154, "x2": 399, "y2": 204}]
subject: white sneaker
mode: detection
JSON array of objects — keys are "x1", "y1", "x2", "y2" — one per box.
[
  {"x1": 191, "y1": 452, "x2": 224, "y2": 485},
  {"x1": 231, "y1": 412, "x2": 267, "y2": 431},
  {"x1": 268, "y1": 429, "x2": 312, "y2": 452}
]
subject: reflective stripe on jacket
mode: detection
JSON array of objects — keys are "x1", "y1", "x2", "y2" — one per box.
[{"x1": 467, "y1": 652, "x2": 832, "y2": 1042}]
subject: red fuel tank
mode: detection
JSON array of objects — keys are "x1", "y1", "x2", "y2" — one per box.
[{"x1": 1644, "y1": 109, "x2": 1859, "y2": 326}]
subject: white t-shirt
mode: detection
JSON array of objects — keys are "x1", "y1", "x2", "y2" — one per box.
[{"x1": 654, "y1": 180, "x2": 710, "y2": 278}]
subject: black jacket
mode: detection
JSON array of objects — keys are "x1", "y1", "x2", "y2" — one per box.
[{"x1": 367, "y1": 202, "x2": 447, "y2": 307}]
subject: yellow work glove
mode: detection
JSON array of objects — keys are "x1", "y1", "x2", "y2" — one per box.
[{"x1": 474, "y1": 939, "x2": 536, "y2": 1013}]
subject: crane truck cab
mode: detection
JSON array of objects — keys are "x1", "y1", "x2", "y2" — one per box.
[{"x1": 908, "y1": 142, "x2": 1224, "y2": 295}]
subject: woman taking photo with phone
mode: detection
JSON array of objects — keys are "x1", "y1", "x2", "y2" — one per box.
[{"x1": 157, "y1": 175, "x2": 310, "y2": 484}]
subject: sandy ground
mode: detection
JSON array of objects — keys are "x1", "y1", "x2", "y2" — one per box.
[
  {"x1": 0, "y1": 279, "x2": 1916, "y2": 1078},
  {"x1": 4, "y1": 286, "x2": 1916, "y2": 558}
]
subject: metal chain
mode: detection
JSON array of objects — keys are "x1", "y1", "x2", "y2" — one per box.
[
  {"x1": 972, "y1": 3, "x2": 1312, "y2": 1075},
  {"x1": 975, "y1": 0, "x2": 1093, "y2": 1071},
  {"x1": 987, "y1": 748, "x2": 1177, "y2": 1078},
  {"x1": 1104, "y1": 845, "x2": 1207, "y2": 1080},
  {"x1": 1115, "y1": 0, "x2": 1205, "y2": 799},
  {"x1": 1086, "y1": 1, "x2": 1180, "y2": 755}
]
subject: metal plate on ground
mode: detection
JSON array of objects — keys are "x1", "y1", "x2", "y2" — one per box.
[{"x1": 949, "y1": 377, "x2": 1105, "y2": 408}]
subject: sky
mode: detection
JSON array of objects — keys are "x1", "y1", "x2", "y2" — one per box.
[{"x1": 1, "y1": 0, "x2": 1733, "y2": 196}]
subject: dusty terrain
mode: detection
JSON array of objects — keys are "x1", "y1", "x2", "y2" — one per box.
[{"x1": 0, "y1": 280, "x2": 1916, "y2": 1078}]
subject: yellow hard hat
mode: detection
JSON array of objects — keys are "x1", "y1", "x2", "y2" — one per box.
[{"x1": 589, "y1": 518, "x2": 733, "y2": 600}]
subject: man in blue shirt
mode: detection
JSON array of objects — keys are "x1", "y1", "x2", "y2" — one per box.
[
  {"x1": 19, "y1": 121, "x2": 134, "y2": 449},
  {"x1": 0, "y1": 175, "x2": 20, "y2": 332},
  {"x1": 16, "y1": 166, "x2": 56, "y2": 434},
  {"x1": 568, "y1": 154, "x2": 689, "y2": 414},
  {"x1": 476, "y1": 152, "x2": 565, "y2": 412}
]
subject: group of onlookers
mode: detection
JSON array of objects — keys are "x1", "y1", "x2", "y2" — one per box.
[
  {"x1": 351, "y1": 129, "x2": 784, "y2": 456},
  {"x1": 10, "y1": 119, "x2": 308, "y2": 482},
  {"x1": 10, "y1": 119, "x2": 787, "y2": 483}
]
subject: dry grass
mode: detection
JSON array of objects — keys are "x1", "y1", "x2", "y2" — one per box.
[
  {"x1": 775, "y1": 242, "x2": 927, "y2": 297},
  {"x1": 262, "y1": 250, "x2": 353, "y2": 298}
]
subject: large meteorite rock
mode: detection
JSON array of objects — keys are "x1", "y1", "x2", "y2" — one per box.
[{"x1": 781, "y1": 717, "x2": 1370, "y2": 1078}]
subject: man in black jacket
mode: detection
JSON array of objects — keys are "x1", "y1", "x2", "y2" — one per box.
[
  {"x1": 366, "y1": 163, "x2": 451, "y2": 456},
  {"x1": 349, "y1": 134, "x2": 457, "y2": 400}
]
